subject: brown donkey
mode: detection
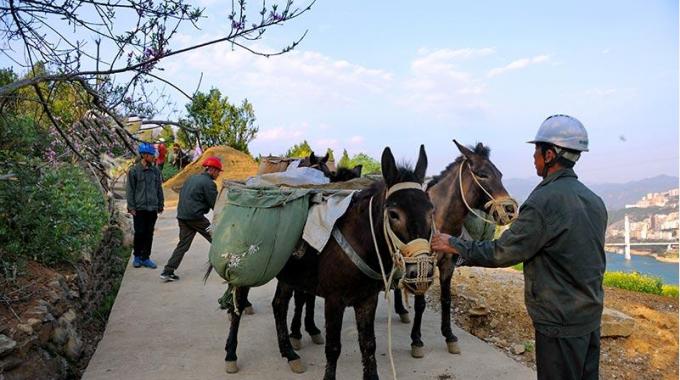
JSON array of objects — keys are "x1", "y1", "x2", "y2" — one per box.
[{"x1": 393, "y1": 140, "x2": 518, "y2": 358}]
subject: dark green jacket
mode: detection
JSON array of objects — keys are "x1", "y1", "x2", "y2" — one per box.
[
  {"x1": 450, "y1": 168, "x2": 607, "y2": 337},
  {"x1": 177, "y1": 172, "x2": 218, "y2": 220},
  {"x1": 126, "y1": 162, "x2": 164, "y2": 212}
]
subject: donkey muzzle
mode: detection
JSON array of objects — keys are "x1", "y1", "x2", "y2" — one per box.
[{"x1": 484, "y1": 196, "x2": 519, "y2": 226}]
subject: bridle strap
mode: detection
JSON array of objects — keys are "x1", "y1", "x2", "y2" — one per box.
[
  {"x1": 385, "y1": 182, "x2": 424, "y2": 198},
  {"x1": 458, "y1": 160, "x2": 498, "y2": 225}
]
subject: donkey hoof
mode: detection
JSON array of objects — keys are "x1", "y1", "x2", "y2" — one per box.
[
  {"x1": 447, "y1": 341, "x2": 461, "y2": 354},
  {"x1": 410, "y1": 345, "x2": 425, "y2": 358},
  {"x1": 290, "y1": 338, "x2": 302, "y2": 350},
  {"x1": 225, "y1": 361, "x2": 239, "y2": 374},
  {"x1": 288, "y1": 358, "x2": 306, "y2": 373},
  {"x1": 243, "y1": 306, "x2": 255, "y2": 315},
  {"x1": 310, "y1": 334, "x2": 325, "y2": 345},
  {"x1": 399, "y1": 313, "x2": 411, "y2": 324}
]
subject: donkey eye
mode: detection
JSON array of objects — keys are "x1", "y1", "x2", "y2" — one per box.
[{"x1": 388, "y1": 210, "x2": 400, "y2": 220}]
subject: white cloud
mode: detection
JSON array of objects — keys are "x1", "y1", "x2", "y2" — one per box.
[
  {"x1": 487, "y1": 54, "x2": 550, "y2": 77},
  {"x1": 584, "y1": 88, "x2": 618, "y2": 97},
  {"x1": 256, "y1": 127, "x2": 305, "y2": 141},
  {"x1": 164, "y1": 34, "x2": 393, "y2": 107},
  {"x1": 348, "y1": 135, "x2": 364, "y2": 145},
  {"x1": 398, "y1": 48, "x2": 494, "y2": 115}
]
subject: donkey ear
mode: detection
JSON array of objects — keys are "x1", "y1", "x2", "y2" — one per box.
[
  {"x1": 352, "y1": 165, "x2": 363, "y2": 177},
  {"x1": 414, "y1": 144, "x2": 427, "y2": 184},
  {"x1": 321, "y1": 153, "x2": 329, "y2": 164},
  {"x1": 309, "y1": 151, "x2": 318, "y2": 164},
  {"x1": 381, "y1": 147, "x2": 398, "y2": 187},
  {"x1": 453, "y1": 139, "x2": 474, "y2": 159}
]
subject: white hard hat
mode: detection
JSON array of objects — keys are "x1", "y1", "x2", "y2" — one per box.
[{"x1": 528, "y1": 114, "x2": 589, "y2": 152}]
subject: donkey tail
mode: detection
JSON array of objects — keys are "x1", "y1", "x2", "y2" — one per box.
[{"x1": 203, "y1": 262, "x2": 213, "y2": 284}]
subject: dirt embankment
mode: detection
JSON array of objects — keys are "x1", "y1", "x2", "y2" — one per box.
[{"x1": 426, "y1": 267, "x2": 679, "y2": 380}]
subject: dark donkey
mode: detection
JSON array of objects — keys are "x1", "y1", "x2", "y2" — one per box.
[
  {"x1": 224, "y1": 146, "x2": 436, "y2": 380},
  {"x1": 289, "y1": 164, "x2": 363, "y2": 350},
  {"x1": 392, "y1": 140, "x2": 518, "y2": 358}
]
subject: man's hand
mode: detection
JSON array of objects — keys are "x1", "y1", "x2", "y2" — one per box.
[
  {"x1": 128, "y1": 208, "x2": 136, "y2": 216},
  {"x1": 432, "y1": 233, "x2": 459, "y2": 255},
  {"x1": 158, "y1": 207, "x2": 164, "y2": 214}
]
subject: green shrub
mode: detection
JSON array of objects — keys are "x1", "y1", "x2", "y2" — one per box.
[
  {"x1": 162, "y1": 163, "x2": 179, "y2": 182},
  {"x1": 603, "y1": 271, "x2": 664, "y2": 295},
  {"x1": 0, "y1": 163, "x2": 108, "y2": 267},
  {"x1": 511, "y1": 263, "x2": 524, "y2": 271},
  {"x1": 662, "y1": 285, "x2": 679, "y2": 298}
]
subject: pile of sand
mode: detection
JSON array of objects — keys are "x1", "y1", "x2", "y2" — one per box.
[{"x1": 164, "y1": 146, "x2": 258, "y2": 193}]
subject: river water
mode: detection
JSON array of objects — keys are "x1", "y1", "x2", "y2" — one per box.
[{"x1": 606, "y1": 252, "x2": 679, "y2": 285}]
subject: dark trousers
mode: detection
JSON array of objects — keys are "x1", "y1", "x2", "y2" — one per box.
[
  {"x1": 133, "y1": 210, "x2": 158, "y2": 260},
  {"x1": 164, "y1": 217, "x2": 212, "y2": 272},
  {"x1": 536, "y1": 328, "x2": 600, "y2": 380}
]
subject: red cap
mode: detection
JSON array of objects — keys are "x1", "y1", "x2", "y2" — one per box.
[{"x1": 202, "y1": 156, "x2": 223, "y2": 171}]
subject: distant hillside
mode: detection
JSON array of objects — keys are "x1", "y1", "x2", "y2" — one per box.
[{"x1": 504, "y1": 174, "x2": 678, "y2": 210}]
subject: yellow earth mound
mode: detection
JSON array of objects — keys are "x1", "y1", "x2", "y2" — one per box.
[{"x1": 164, "y1": 146, "x2": 258, "y2": 193}]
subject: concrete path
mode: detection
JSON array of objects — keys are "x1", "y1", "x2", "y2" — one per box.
[{"x1": 83, "y1": 204, "x2": 535, "y2": 380}]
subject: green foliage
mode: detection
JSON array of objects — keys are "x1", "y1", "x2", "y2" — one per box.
[
  {"x1": 162, "y1": 162, "x2": 180, "y2": 181},
  {"x1": 325, "y1": 148, "x2": 335, "y2": 161},
  {"x1": 183, "y1": 88, "x2": 258, "y2": 153},
  {"x1": 0, "y1": 116, "x2": 108, "y2": 271},
  {"x1": 285, "y1": 140, "x2": 313, "y2": 158},
  {"x1": 662, "y1": 285, "x2": 679, "y2": 297},
  {"x1": 158, "y1": 125, "x2": 176, "y2": 145},
  {"x1": 0, "y1": 164, "x2": 108, "y2": 266},
  {"x1": 508, "y1": 266, "x2": 677, "y2": 298},
  {"x1": 603, "y1": 271, "x2": 667, "y2": 295},
  {"x1": 338, "y1": 149, "x2": 351, "y2": 168},
  {"x1": 348, "y1": 153, "x2": 380, "y2": 174}
]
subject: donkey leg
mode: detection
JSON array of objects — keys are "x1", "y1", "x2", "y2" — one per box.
[
  {"x1": 272, "y1": 282, "x2": 305, "y2": 373},
  {"x1": 410, "y1": 294, "x2": 427, "y2": 358},
  {"x1": 439, "y1": 261, "x2": 461, "y2": 354},
  {"x1": 304, "y1": 292, "x2": 324, "y2": 344},
  {"x1": 354, "y1": 293, "x2": 379, "y2": 380},
  {"x1": 242, "y1": 286, "x2": 254, "y2": 315},
  {"x1": 289, "y1": 289, "x2": 304, "y2": 349},
  {"x1": 323, "y1": 298, "x2": 345, "y2": 380},
  {"x1": 393, "y1": 288, "x2": 410, "y2": 323},
  {"x1": 225, "y1": 287, "x2": 249, "y2": 373}
]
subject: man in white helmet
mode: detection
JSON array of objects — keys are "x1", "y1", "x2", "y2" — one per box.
[{"x1": 432, "y1": 114, "x2": 607, "y2": 380}]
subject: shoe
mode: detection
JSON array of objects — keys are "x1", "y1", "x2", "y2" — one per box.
[
  {"x1": 141, "y1": 258, "x2": 157, "y2": 269},
  {"x1": 133, "y1": 257, "x2": 142, "y2": 268},
  {"x1": 160, "y1": 272, "x2": 180, "y2": 282}
]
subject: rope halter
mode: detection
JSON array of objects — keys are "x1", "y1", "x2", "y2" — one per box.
[
  {"x1": 459, "y1": 159, "x2": 519, "y2": 226},
  {"x1": 374, "y1": 181, "x2": 436, "y2": 296}
]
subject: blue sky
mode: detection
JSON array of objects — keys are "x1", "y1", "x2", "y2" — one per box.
[{"x1": 5, "y1": 1, "x2": 679, "y2": 183}]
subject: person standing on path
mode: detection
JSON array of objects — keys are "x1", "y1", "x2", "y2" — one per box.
[
  {"x1": 160, "y1": 156, "x2": 222, "y2": 281},
  {"x1": 156, "y1": 138, "x2": 168, "y2": 172},
  {"x1": 432, "y1": 114, "x2": 607, "y2": 380},
  {"x1": 127, "y1": 142, "x2": 165, "y2": 269}
]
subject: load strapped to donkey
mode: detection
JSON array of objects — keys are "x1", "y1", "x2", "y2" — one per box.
[{"x1": 208, "y1": 171, "x2": 385, "y2": 311}]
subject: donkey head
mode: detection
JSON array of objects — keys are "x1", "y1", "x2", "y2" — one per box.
[
  {"x1": 453, "y1": 140, "x2": 518, "y2": 225},
  {"x1": 307, "y1": 152, "x2": 333, "y2": 178},
  {"x1": 330, "y1": 165, "x2": 362, "y2": 182},
  {"x1": 381, "y1": 145, "x2": 435, "y2": 294}
]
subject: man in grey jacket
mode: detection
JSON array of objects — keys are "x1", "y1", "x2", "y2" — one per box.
[
  {"x1": 127, "y1": 142, "x2": 165, "y2": 269},
  {"x1": 160, "y1": 156, "x2": 221, "y2": 281},
  {"x1": 432, "y1": 115, "x2": 607, "y2": 380}
]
